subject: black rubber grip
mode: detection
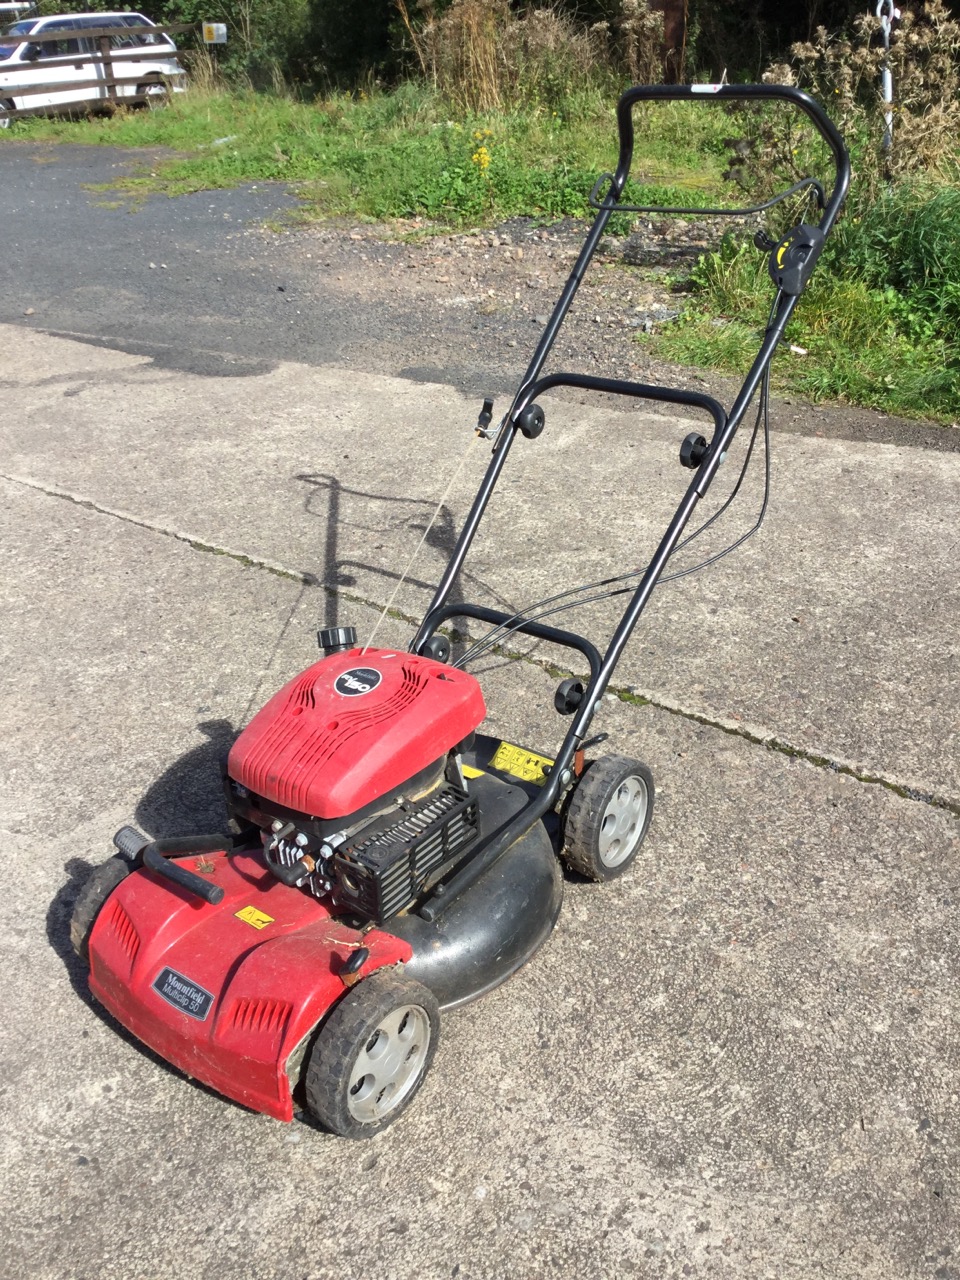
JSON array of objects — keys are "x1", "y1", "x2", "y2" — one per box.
[
  {"x1": 142, "y1": 840, "x2": 226, "y2": 905},
  {"x1": 113, "y1": 825, "x2": 150, "y2": 862}
]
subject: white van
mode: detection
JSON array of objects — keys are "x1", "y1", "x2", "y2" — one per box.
[{"x1": 0, "y1": 11, "x2": 185, "y2": 123}]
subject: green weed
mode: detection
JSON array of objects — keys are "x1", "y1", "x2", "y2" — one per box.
[
  {"x1": 654, "y1": 237, "x2": 960, "y2": 422},
  {"x1": 4, "y1": 85, "x2": 732, "y2": 226}
]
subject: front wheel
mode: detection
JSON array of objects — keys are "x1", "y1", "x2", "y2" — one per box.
[
  {"x1": 0, "y1": 100, "x2": 15, "y2": 129},
  {"x1": 70, "y1": 855, "x2": 132, "y2": 962},
  {"x1": 304, "y1": 970, "x2": 439, "y2": 1139},
  {"x1": 561, "y1": 754, "x2": 654, "y2": 881}
]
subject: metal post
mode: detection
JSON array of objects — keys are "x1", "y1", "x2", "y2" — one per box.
[{"x1": 876, "y1": 0, "x2": 900, "y2": 157}]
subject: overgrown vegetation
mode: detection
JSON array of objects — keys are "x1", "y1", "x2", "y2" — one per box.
[
  {"x1": 11, "y1": 80, "x2": 731, "y2": 225},
  {"x1": 4, "y1": 0, "x2": 960, "y2": 422},
  {"x1": 658, "y1": 0, "x2": 960, "y2": 421},
  {"x1": 397, "y1": 0, "x2": 665, "y2": 111},
  {"x1": 655, "y1": 197, "x2": 960, "y2": 420}
]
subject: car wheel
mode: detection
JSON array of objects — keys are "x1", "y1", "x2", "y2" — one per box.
[
  {"x1": 0, "y1": 100, "x2": 15, "y2": 129},
  {"x1": 562, "y1": 754, "x2": 654, "y2": 881},
  {"x1": 136, "y1": 79, "x2": 167, "y2": 107},
  {"x1": 70, "y1": 855, "x2": 132, "y2": 962},
  {"x1": 304, "y1": 970, "x2": 439, "y2": 1139}
]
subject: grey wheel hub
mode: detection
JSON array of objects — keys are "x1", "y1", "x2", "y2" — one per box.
[
  {"x1": 346, "y1": 1004, "x2": 432, "y2": 1124},
  {"x1": 598, "y1": 774, "x2": 649, "y2": 867}
]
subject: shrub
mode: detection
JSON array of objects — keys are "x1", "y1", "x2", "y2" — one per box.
[
  {"x1": 396, "y1": 0, "x2": 664, "y2": 113},
  {"x1": 761, "y1": 0, "x2": 960, "y2": 192}
]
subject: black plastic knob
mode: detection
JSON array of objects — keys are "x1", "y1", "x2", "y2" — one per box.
[
  {"x1": 555, "y1": 678, "x2": 584, "y2": 715},
  {"x1": 317, "y1": 626, "x2": 357, "y2": 655},
  {"x1": 516, "y1": 404, "x2": 545, "y2": 439},
  {"x1": 680, "y1": 433, "x2": 709, "y2": 469},
  {"x1": 422, "y1": 635, "x2": 451, "y2": 663}
]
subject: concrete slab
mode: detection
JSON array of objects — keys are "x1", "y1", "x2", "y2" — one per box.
[
  {"x1": 1, "y1": 324, "x2": 957, "y2": 806},
  {"x1": 2, "y1": 467, "x2": 959, "y2": 1279}
]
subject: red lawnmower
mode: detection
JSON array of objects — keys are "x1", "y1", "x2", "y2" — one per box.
[{"x1": 71, "y1": 85, "x2": 848, "y2": 1138}]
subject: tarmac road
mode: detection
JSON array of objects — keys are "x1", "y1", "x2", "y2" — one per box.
[{"x1": 1, "y1": 142, "x2": 959, "y2": 1280}]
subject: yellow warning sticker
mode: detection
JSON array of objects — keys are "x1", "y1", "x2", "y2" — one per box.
[
  {"x1": 235, "y1": 906, "x2": 275, "y2": 930},
  {"x1": 462, "y1": 764, "x2": 485, "y2": 779},
  {"x1": 490, "y1": 741, "x2": 554, "y2": 785}
]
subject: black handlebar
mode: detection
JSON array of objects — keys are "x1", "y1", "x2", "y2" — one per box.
[
  {"x1": 512, "y1": 373, "x2": 727, "y2": 437},
  {"x1": 610, "y1": 83, "x2": 851, "y2": 233},
  {"x1": 411, "y1": 81, "x2": 851, "y2": 697},
  {"x1": 419, "y1": 602, "x2": 603, "y2": 682}
]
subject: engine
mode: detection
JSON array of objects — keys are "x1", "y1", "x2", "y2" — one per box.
[
  {"x1": 224, "y1": 646, "x2": 487, "y2": 924},
  {"x1": 256, "y1": 765, "x2": 479, "y2": 923}
]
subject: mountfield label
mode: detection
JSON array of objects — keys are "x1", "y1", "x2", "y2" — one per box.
[{"x1": 152, "y1": 967, "x2": 214, "y2": 1021}]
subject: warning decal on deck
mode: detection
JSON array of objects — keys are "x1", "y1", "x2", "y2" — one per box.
[
  {"x1": 490, "y1": 742, "x2": 554, "y2": 785},
  {"x1": 235, "y1": 905, "x2": 275, "y2": 930}
]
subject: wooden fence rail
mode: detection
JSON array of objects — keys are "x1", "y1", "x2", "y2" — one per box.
[{"x1": 0, "y1": 22, "x2": 192, "y2": 123}]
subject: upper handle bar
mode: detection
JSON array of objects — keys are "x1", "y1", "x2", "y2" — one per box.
[{"x1": 609, "y1": 83, "x2": 851, "y2": 233}]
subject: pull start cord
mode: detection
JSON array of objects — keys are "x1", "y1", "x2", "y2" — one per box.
[{"x1": 362, "y1": 429, "x2": 482, "y2": 655}]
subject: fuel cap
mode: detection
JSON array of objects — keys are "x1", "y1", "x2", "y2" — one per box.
[{"x1": 317, "y1": 626, "x2": 358, "y2": 655}]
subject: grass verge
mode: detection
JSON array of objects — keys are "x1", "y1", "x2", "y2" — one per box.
[
  {"x1": 4, "y1": 84, "x2": 958, "y2": 423},
  {"x1": 4, "y1": 83, "x2": 732, "y2": 226},
  {"x1": 648, "y1": 182, "x2": 960, "y2": 424}
]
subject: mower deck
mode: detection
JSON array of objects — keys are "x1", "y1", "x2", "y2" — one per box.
[
  {"x1": 88, "y1": 765, "x2": 561, "y2": 1120},
  {"x1": 390, "y1": 764, "x2": 562, "y2": 1008}
]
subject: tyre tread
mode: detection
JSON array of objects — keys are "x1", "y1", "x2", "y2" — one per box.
[
  {"x1": 304, "y1": 969, "x2": 439, "y2": 1139},
  {"x1": 561, "y1": 753, "x2": 654, "y2": 882},
  {"x1": 69, "y1": 855, "x2": 132, "y2": 962}
]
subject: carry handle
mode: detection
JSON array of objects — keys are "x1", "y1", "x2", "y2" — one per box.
[
  {"x1": 141, "y1": 836, "x2": 227, "y2": 905},
  {"x1": 609, "y1": 83, "x2": 851, "y2": 232}
]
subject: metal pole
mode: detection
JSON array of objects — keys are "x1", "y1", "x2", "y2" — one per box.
[{"x1": 876, "y1": 0, "x2": 900, "y2": 156}]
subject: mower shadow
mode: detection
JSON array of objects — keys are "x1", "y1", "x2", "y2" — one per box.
[
  {"x1": 295, "y1": 472, "x2": 519, "y2": 659},
  {"x1": 133, "y1": 717, "x2": 238, "y2": 838}
]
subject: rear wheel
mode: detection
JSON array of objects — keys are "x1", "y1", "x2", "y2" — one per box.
[
  {"x1": 562, "y1": 754, "x2": 654, "y2": 881},
  {"x1": 0, "y1": 100, "x2": 15, "y2": 129},
  {"x1": 305, "y1": 970, "x2": 439, "y2": 1139},
  {"x1": 70, "y1": 855, "x2": 132, "y2": 962}
]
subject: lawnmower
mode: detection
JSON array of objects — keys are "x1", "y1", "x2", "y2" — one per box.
[{"x1": 70, "y1": 84, "x2": 849, "y2": 1138}]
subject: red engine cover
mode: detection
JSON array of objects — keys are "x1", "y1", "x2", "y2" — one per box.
[{"x1": 228, "y1": 647, "x2": 486, "y2": 819}]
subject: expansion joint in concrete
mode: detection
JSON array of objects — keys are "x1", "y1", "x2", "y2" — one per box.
[
  {"x1": 6, "y1": 470, "x2": 957, "y2": 821},
  {"x1": 619, "y1": 696, "x2": 960, "y2": 820}
]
